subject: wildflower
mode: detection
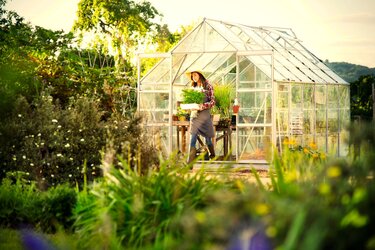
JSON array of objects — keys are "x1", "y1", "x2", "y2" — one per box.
[
  {"x1": 57, "y1": 125, "x2": 61, "y2": 129},
  {"x1": 266, "y1": 226, "x2": 277, "y2": 238},
  {"x1": 69, "y1": 157, "x2": 73, "y2": 161},
  {"x1": 22, "y1": 155, "x2": 26, "y2": 159},
  {"x1": 65, "y1": 143, "x2": 70, "y2": 148},
  {"x1": 327, "y1": 166, "x2": 341, "y2": 178},
  {"x1": 18, "y1": 114, "x2": 22, "y2": 118},
  {"x1": 12, "y1": 156, "x2": 17, "y2": 161},
  {"x1": 303, "y1": 147, "x2": 309, "y2": 154},
  {"x1": 30, "y1": 163, "x2": 34, "y2": 166},
  {"x1": 80, "y1": 138, "x2": 85, "y2": 142},
  {"x1": 255, "y1": 203, "x2": 270, "y2": 215},
  {"x1": 37, "y1": 133, "x2": 41, "y2": 137},
  {"x1": 56, "y1": 166, "x2": 59, "y2": 168},
  {"x1": 69, "y1": 174, "x2": 72, "y2": 178},
  {"x1": 57, "y1": 153, "x2": 62, "y2": 157},
  {"x1": 51, "y1": 174, "x2": 54, "y2": 178},
  {"x1": 309, "y1": 142, "x2": 318, "y2": 150},
  {"x1": 195, "y1": 211, "x2": 206, "y2": 224},
  {"x1": 52, "y1": 119, "x2": 58, "y2": 123},
  {"x1": 319, "y1": 183, "x2": 331, "y2": 195}
]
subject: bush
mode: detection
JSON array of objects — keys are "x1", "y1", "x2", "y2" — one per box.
[
  {"x1": 0, "y1": 93, "x2": 159, "y2": 187},
  {"x1": 73, "y1": 154, "x2": 224, "y2": 249},
  {"x1": 0, "y1": 175, "x2": 77, "y2": 232}
]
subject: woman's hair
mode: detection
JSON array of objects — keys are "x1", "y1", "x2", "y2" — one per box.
[{"x1": 190, "y1": 72, "x2": 207, "y2": 89}]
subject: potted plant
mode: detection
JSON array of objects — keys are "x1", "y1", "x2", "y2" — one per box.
[
  {"x1": 176, "y1": 107, "x2": 189, "y2": 121},
  {"x1": 214, "y1": 84, "x2": 235, "y2": 127},
  {"x1": 180, "y1": 87, "x2": 205, "y2": 119}
]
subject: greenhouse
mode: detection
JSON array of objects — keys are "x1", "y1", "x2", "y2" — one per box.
[{"x1": 137, "y1": 18, "x2": 350, "y2": 163}]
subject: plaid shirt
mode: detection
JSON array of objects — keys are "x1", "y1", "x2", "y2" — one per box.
[{"x1": 202, "y1": 80, "x2": 215, "y2": 110}]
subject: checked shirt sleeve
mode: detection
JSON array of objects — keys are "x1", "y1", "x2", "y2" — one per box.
[{"x1": 202, "y1": 82, "x2": 215, "y2": 110}]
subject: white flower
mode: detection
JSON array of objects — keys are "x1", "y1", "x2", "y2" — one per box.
[
  {"x1": 57, "y1": 153, "x2": 62, "y2": 157},
  {"x1": 37, "y1": 133, "x2": 41, "y2": 137},
  {"x1": 30, "y1": 163, "x2": 34, "y2": 166},
  {"x1": 22, "y1": 155, "x2": 26, "y2": 159},
  {"x1": 65, "y1": 143, "x2": 70, "y2": 148},
  {"x1": 69, "y1": 174, "x2": 72, "y2": 178},
  {"x1": 80, "y1": 138, "x2": 85, "y2": 142},
  {"x1": 56, "y1": 165, "x2": 59, "y2": 168},
  {"x1": 57, "y1": 125, "x2": 62, "y2": 129},
  {"x1": 51, "y1": 174, "x2": 54, "y2": 178},
  {"x1": 52, "y1": 119, "x2": 58, "y2": 123},
  {"x1": 18, "y1": 114, "x2": 22, "y2": 118}
]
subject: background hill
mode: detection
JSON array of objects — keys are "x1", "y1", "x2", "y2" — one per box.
[{"x1": 326, "y1": 61, "x2": 375, "y2": 83}]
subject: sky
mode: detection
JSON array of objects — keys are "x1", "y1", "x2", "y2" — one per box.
[{"x1": 5, "y1": 0, "x2": 375, "y2": 68}]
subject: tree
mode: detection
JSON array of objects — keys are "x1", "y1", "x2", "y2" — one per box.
[
  {"x1": 350, "y1": 75, "x2": 374, "y2": 120},
  {"x1": 73, "y1": 0, "x2": 161, "y2": 73}
]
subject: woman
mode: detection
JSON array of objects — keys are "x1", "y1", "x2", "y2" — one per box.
[{"x1": 186, "y1": 70, "x2": 216, "y2": 163}]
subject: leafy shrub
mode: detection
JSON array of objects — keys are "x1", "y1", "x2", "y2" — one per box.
[
  {"x1": 0, "y1": 93, "x2": 159, "y2": 187},
  {"x1": 0, "y1": 175, "x2": 77, "y2": 232},
  {"x1": 73, "y1": 154, "x2": 224, "y2": 249}
]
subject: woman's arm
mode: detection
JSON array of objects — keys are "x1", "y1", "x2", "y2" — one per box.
[{"x1": 201, "y1": 82, "x2": 215, "y2": 110}]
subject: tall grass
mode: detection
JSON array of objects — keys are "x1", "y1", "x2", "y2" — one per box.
[{"x1": 73, "y1": 152, "x2": 225, "y2": 249}]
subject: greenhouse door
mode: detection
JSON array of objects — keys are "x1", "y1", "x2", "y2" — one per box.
[
  {"x1": 137, "y1": 54, "x2": 172, "y2": 155},
  {"x1": 235, "y1": 51, "x2": 274, "y2": 162}
]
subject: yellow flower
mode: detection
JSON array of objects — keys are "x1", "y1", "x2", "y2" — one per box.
[
  {"x1": 255, "y1": 203, "x2": 270, "y2": 215},
  {"x1": 309, "y1": 142, "x2": 317, "y2": 150},
  {"x1": 266, "y1": 226, "x2": 277, "y2": 238},
  {"x1": 303, "y1": 147, "x2": 309, "y2": 154},
  {"x1": 327, "y1": 166, "x2": 341, "y2": 178},
  {"x1": 195, "y1": 211, "x2": 206, "y2": 224},
  {"x1": 319, "y1": 183, "x2": 330, "y2": 195},
  {"x1": 285, "y1": 171, "x2": 297, "y2": 183}
]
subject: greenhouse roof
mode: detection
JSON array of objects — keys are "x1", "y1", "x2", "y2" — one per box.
[{"x1": 141, "y1": 18, "x2": 347, "y2": 85}]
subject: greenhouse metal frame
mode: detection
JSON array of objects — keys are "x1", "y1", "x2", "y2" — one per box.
[{"x1": 137, "y1": 18, "x2": 350, "y2": 163}]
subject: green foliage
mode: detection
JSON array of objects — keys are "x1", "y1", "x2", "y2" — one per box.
[
  {"x1": 350, "y1": 75, "x2": 374, "y2": 120},
  {"x1": 0, "y1": 93, "x2": 159, "y2": 187},
  {"x1": 181, "y1": 88, "x2": 205, "y2": 104},
  {"x1": 213, "y1": 84, "x2": 235, "y2": 118},
  {"x1": 327, "y1": 61, "x2": 375, "y2": 83},
  {"x1": 0, "y1": 175, "x2": 77, "y2": 232},
  {"x1": 73, "y1": 155, "x2": 224, "y2": 249},
  {"x1": 73, "y1": 0, "x2": 161, "y2": 70}
]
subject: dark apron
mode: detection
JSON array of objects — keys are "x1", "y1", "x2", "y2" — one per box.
[{"x1": 190, "y1": 92, "x2": 215, "y2": 138}]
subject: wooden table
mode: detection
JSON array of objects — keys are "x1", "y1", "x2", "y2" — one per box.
[{"x1": 173, "y1": 120, "x2": 231, "y2": 157}]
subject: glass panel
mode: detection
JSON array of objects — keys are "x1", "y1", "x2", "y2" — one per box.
[
  {"x1": 139, "y1": 92, "x2": 169, "y2": 123},
  {"x1": 238, "y1": 58, "x2": 271, "y2": 89},
  {"x1": 291, "y1": 84, "x2": 302, "y2": 109},
  {"x1": 173, "y1": 24, "x2": 204, "y2": 53},
  {"x1": 238, "y1": 126, "x2": 272, "y2": 160},
  {"x1": 238, "y1": 92, "x2": 271, "y2": 124},
  {"x1": 144, "y1": 125, "x2": 170, "y2": 156},
  {"x1": 205, "y1": 21, "x2": 236, "y2": 51},
  {"x1": 277, "y1": 83, "x2": 289, "y2": 109},
  {"x1": 207, "y1": 20, "x2": 246, "y2": 50},
  {"x1": 141, "y1": 58, "x2": 169, "y2": 84},
  {"x1": 236, "y1": 53, "x2": 273, "y2": 161}
]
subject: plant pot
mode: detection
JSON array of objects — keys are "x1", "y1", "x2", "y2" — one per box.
[
  {"x1": 178, "y1": 116, "x2": 186, "y2": 121},
  {"x1": 232, "y1": 105, "x2": 240, "y2": 114}
]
